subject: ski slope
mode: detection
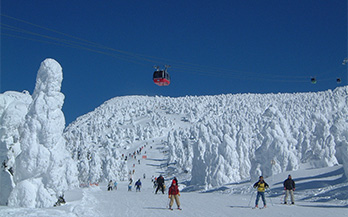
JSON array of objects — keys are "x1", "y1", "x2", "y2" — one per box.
[
  {"x1": 1, "y1": 138, "x2": 347, "y2": 217},
  {"x1": 1, "y1": 59, "x2": 347, "y2": 215}
]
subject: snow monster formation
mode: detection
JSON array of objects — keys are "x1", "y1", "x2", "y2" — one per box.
[
  {"x1": 0, "y1": 91, "x2": 32, "y2": 205},
  {"x1": 7, "y1": 59, "x2": 78, "y2": 208}
]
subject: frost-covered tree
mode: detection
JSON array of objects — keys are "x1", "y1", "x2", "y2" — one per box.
[
  {"x1": 251, "y1": 105, "x2": 299, "y2": 180},
  {"x1": 0, "y1": 91, "x2": 32, "y2": 205},
  {"x1": 8, "y1": 59, "x2": 78, "y2": 208}
]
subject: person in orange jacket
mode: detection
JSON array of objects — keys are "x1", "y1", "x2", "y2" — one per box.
[{"x1": 168, "y1": 179, "x2": 181, "y2": 210}]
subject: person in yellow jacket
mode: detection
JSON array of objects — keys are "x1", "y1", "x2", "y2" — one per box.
[{"x1": 253, "y1": 176, "x2": 269, "y2": 208}]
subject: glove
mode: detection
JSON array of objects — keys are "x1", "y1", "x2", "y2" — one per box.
[
  {"x1": 168, "y1": 195, "x2": 171, "y2": 198},
  {"x1": 178, "y1": 193, "x2": 180, "y2": 196},
  {"x1": 293, "y1": 188, "x2": 295, "y2": 191}
]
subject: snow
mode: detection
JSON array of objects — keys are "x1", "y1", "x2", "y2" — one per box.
[
  {"x1": 0, "y1": 58, "x2": 347, "y2": 216},
  {"x1": 0, "y1": 139, "x2": 347, "y2": 217}
]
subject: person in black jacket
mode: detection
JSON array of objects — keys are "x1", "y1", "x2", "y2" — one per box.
[
  {"x1": 283, "y1": 174, "x2": 295, "y2": 204},
  {"x1": 155, "y1": 175, "x2": 165, "y2": 194}
]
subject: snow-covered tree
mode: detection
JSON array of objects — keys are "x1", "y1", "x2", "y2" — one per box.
[{"x1": 8, "y1": 59, "x2": 78, "y2": 208}]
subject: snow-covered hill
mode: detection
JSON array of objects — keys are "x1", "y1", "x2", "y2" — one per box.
[
  {"x1": 64, "y1": 86, "x2": 348, "y2": 191},
  {"x1": 1, "y1": 58, "x2": 348, "y2": 211}
]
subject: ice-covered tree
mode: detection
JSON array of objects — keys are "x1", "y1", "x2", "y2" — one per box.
[
  {"x1": 8, "y1": 59, "x2": 78, "y2": 208},
  {"x1": 0, "y1": 91, "x2": 32, "y2": 205}
]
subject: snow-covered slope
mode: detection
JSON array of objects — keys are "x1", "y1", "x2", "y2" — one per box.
[
  {"x1": 1, "y1": 58, "x2": 347, "y2": 210},
  {"x1": 64, "y1": 87, "x2": 348, "y2": 190},
  {"x1": 1, "y1": 136, "x2": 347, "y2": 217}
]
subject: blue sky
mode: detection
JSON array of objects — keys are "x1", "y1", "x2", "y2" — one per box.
[{"x1": 1, "y1": 0, "x2": 347, "y2": 125}]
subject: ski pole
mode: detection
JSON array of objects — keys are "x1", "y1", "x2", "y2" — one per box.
[
  {"x1": 166, "y1": 196, "x2": 171, "y2": 208},
  {"x1": 267, "y1": 190, "x2": 274, "y2": 206},
  {"x1": 248, "y1": 191, "x2": 255, "y2": 207},
  {"x1": 282, "y1": 189, "x2": 286, "y2": 204}
]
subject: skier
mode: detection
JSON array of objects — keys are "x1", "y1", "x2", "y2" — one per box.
[
  {"x1": 153, "y1": 177, "x2": 158, "y2": 189},
  {"x1": 283, "y1": 174, "x2": 296, "y2": 204},
  {"x1": 135, "y1": 179, "x2": 142, "y2": 192},
  {"x1": 168, "y1": 179, "x2": 181, "y2": 210},
  {"x1": 107, "y1": 180, "x2": 113, "y2": 191},
  {"x1": 54, "y1": 195, "x2": 66, "y2": 207},
  {"x1": 113, "y1": 180, "x2": 118, "y2": 190},
  {"x1": 128, "y1": 180, "x2": 132, "y2": 191},
  {"x1": 155, "y1": 175, "x2": 165, "y2": 194},
  {"x1": 253, "y1": 176, "x2": 269, "y2": 208}
]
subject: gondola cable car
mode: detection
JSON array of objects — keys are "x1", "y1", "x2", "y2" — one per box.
[{"x1": 153, "y1": 65, "x2": 171, "y2": 86}]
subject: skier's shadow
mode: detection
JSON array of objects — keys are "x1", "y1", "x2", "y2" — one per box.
[
  {"x1": 143, "y1": 207, "x2": 170, "y2": 210},
  {"x1": 229, "y1": 205, "x2": 251, "y2": 209}
]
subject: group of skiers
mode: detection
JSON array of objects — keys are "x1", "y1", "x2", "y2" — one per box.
[
  {"x1": 107, "y1": 174, "x2": 296, "y2": 210},
  {"x1": 253, "y1": 174, "x2": 296, "y2": 208},
  {"x1": 121, "y1": 146, "x2": 146, "y2": 162},
  {"x1": 107, "y1": 180, "x2": 118, "y2": 191},
  {"x1": 126, "y1": 177, "x2": 142, "y2": 191},
  {"x1": 154, "y1": 175, "x2": 181, "y2": 210},
  {"x1": 107, "y1": 175, "x2": 181, "y2": 210}
]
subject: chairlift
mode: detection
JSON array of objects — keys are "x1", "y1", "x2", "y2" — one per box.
[{"x1": 153, "y1": 65, "x2": 171, "y2": 86}]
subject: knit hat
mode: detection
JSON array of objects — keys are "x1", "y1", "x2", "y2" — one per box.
[{"x1": 172, "y1": 179, "x2": 176, "y2": 184}]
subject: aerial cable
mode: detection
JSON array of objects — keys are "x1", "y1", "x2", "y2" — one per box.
[
  {"x1": 2, "y1": 13, "x2": 292, "y2": 80},
  {"x1": 0, "y1": 23, "x2": 159, "y2": 65},
  {"x1": 1, "y1": 13, "x2": 344, "y2": 84},
  {"x1": 0, "y1": 28, "x2": 150, "y2": 66},
  {"x1": 0, "y1": 14, "x2": 322, "y2": 82},
  {"x1": 1, "y1": 14, "x2": 164, "y2": 64}
]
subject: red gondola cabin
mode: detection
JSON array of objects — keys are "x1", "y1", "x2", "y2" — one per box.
[{"x1": 153, "y1": 67, "x2": 170, "y2": 86}]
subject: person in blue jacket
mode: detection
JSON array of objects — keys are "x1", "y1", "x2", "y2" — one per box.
[{"x1": 135, "y1": 179, "x2": 142, "y2": 192}]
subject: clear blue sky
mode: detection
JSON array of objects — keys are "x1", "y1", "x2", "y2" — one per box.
[{"x1": 1, "y1": 0, "x2": 347, "y2": 125}]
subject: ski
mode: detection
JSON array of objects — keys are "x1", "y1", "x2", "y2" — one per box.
[{"x1": 252, "y1": 206, "x2": 266, "y2": 209}]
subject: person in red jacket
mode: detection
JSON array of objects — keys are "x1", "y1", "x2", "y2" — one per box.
[{"x1": 168, "y1": 179, "x2": 181, "y2": 210}]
